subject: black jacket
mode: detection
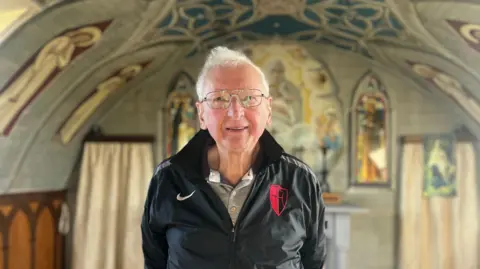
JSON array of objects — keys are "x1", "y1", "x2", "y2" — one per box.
[{"x1": 141, "y1": 130, "x2": 326, "y2": 269}]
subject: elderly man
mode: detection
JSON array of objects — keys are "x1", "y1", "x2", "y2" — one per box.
[{"x1": 141, "y1": 46, "x2": 326, "y2": 269}]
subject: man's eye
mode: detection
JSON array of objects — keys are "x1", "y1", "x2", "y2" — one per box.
[{"x1": 213, "y1": 96, "x2": 229, "y2": 102}]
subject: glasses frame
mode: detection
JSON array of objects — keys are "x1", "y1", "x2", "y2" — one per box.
[{"x1": 200, "y1": 89, "x2": 268, "y2": 109}]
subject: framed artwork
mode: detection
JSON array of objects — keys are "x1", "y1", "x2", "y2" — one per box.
[{"x1": 423, "y1": 134, "x2": 456, "y2": 197}]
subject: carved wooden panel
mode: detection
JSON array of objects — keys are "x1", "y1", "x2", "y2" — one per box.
[{"x1": 0, "y1": 190, "x2": 65, "y2": 269}]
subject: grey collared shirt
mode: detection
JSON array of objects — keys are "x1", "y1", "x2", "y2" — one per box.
[{"x1": 207, "y1": 169, "x2": 255, "y2": 226}]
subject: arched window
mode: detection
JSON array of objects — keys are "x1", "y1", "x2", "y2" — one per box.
[
  {"x1": 351, "y1": 72, "x2": 390, "y2": 186},
  {"x1": 164, "y1": 72, "x2": 198, "y2": 158}
]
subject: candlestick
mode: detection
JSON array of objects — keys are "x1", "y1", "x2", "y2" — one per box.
[{"x1": 319, "y1": 145, "x2": 331, "y2": 193}]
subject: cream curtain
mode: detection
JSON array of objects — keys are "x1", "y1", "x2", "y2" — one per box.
[
  {"x1": 400, "y1": 142, "x2": 479, "y2": 269},
  {"x1": 72, "y1": 142, "x2": 154, "y2": 269}
]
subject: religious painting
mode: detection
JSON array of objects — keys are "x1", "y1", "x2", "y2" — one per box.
[
  {"x1": 423, "y1": 134, "x2": 456, "y2": 197},
  {"x1": 164, "y1": 72, "x2": 197, "y2": 158},
  {"x1": 0, "y1": 20, "x2": 112, "y2": 136},
  {"x1": 407, "y1": 61, "x2": 480, "y2": 124},
  {"x1": 57, "y1": 61, "x2": 151, "y2": 144},
  {"x1": 447, "y1": 19, "x2": 480, "y2": 53},
  {"x1": 351, "y1": 73, "x2": 390, "y2": 186},
  {"x1": 239, "y1": 43, "x2": 343, "y2": 173}
]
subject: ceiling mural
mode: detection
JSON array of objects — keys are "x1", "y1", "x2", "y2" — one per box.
[
  {"x1": 375, "y1": 38, "x2": 480, "y2": 132},
  {"x1": 33, "y1": 0, "x2": 64, "y2": 5},
  {"x1": 150, "y1": 0, "x2": 415, "y2": 58},
  {"x1": 447, "y1": 19, "x2": 480, "y2": 53},
  {"x1": 0, "y1": 20, "x2": 111, "y2": 136},
  {"x1": 413, "y1": 2, "x2": 480, "y2": 85},
  {"x1": 57, "y1": 61, "x2": 151, "y2": 144},
  {"x1": 407, "y1": 60, "x2": 480, "y2": 124}
]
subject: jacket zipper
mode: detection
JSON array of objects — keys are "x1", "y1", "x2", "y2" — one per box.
[
  {"x1": 229, "y1": 172, "x2": 265, "y2": 269},
  {"x1": 232, "y1": 227, "x2": 236, "y2": 243},
  {"x1": 196, "y1": 170, "x2": 266, "y2": 269},
  {"x1": 196, "y1": 182, "x2": 239, "y2": 268},
  {"x1": 230, "y1": 227, "x2": 236, "y2": 269}
]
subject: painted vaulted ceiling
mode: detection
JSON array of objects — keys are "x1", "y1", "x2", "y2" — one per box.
[
  {"x1": 1, "y1": 0, "x2": 480, "y2": 192},
  {"x1": 151, "y1": 0, "x2": 416, "y2": 57}
]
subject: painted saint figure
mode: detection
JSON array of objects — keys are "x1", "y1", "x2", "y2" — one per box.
[
  {"x1": 424, "y1": 138, "x2": 456, "y2": 196},
  {"x1": 0, "y1": 25, "x2": 104, "y2": 135},
  {"x1": 314, "y1": 106, "x2": 341, "y2": 150},
  {"x1": 268, "y1": 60, "x2": 303, "y2": 122},
  {"x1": 59, "y1": 64, "x2": 144, "y2": 144},
  {"x1": 411, "y1": 62, "x2": 480, "y2": 123}
]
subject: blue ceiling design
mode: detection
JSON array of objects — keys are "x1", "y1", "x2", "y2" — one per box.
[{"x1": 154, "y1": 0, "x2": 412, "y2": 58}]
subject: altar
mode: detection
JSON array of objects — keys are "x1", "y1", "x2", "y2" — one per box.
[{"x1": 324, "y1": 203, "x2": 368, "y2": 269}]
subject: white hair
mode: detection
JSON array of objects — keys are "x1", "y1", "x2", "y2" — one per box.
[{"x1": 195, "y1": 46, "x2": 270, "y2": 99}]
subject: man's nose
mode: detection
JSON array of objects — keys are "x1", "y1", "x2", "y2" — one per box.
[{"x1": 227, "y1": 96, "x2": 244, "y2": 119}]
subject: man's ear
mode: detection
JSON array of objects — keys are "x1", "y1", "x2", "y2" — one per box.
[{"x1": 196, "y1": 101, "x2": 207, "y2": 129}]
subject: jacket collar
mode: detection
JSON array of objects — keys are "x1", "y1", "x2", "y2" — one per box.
[{"x1": 169, "y1": 129, "x2": 284, "y2": 183}]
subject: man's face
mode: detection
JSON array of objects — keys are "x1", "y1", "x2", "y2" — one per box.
[{"x1": 196, "y1": 64, "x2": 272, "y2": 153}]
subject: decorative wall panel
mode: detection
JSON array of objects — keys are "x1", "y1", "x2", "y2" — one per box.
[{"x1": 0, "y1": 190, "x2": 65, "y2": 269}]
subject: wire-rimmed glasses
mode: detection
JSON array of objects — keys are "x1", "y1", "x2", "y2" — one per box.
[{"x1": 201, "y1": 89, "x2": 267, "y2": 109}]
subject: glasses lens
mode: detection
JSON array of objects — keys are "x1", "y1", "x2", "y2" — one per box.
[
  {"x1": 205, "y1": 89, "x2": 264, "y2": 108},
  {"x1": 206, "y1": 91, "x2": 230, "y2": 109},
  {"x1": 238, "y1": 89, "x2": 263, "y2": 107}
]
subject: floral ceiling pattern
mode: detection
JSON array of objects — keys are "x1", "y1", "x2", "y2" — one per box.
[{"x1": 152, "y1": 0, "x2": 415, "y2": 57}]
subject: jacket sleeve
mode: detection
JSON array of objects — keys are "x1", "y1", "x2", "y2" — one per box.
[
  {"x1": 141, "y1": 164, "x2": 172, "y2": 269},
  {"x1": 300, "y1": 171, "x2": 327, "y2": 269}
]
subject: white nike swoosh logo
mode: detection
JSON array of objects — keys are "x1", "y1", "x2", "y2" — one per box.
[{"x1": 176, "y1": 190, "x2": 195, "y2": 201}]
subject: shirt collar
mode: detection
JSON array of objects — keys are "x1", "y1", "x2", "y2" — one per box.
[
  {"x1": 207, "y1": 168, "x2": 254, "y2": 183},
  {"x1": 169, "y1": 129, "x2": 284, "y2": 185}
]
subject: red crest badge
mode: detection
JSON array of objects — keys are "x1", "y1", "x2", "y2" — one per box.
[{"x1": 269, "y1": 184, "x2": 288, "y2": 216}]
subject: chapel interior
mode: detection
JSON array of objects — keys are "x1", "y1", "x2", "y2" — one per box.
[{"x1": 0, "y1": 0, "x2": 479, "y2": 269}]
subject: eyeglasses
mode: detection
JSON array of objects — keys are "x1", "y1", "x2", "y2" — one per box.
[{"x1": 201, "y1": 89, "x2": 267, "y2": 109}]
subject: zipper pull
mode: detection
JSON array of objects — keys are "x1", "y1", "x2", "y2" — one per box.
[{"x1": 231, "y1": 227, "x2": 236, "y2": 242}]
